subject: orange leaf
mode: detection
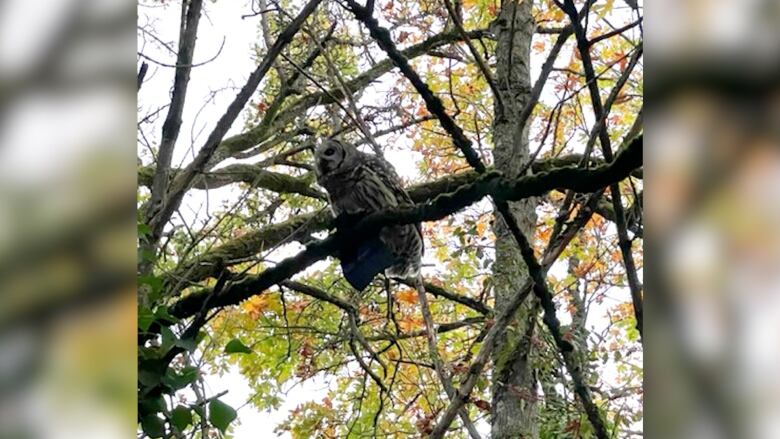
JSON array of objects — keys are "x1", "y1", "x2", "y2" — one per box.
[
  {"x1": 396, "y1": 288, "x2": 419, "y2": 305},
  {"x1": 473, "y1": 399, "x2": 491, "y2": 411},
  {"x1": 398, "y1": 316, "x2": 423, "y2": 332}
]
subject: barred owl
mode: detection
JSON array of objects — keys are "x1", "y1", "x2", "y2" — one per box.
[{"x1": 314, "y1": 139, "x2": 423, "y2": 287}]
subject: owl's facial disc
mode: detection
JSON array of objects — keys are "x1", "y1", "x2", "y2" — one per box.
[{"x1": 315, "y1": 140, "x2": 346, "y2": 175}]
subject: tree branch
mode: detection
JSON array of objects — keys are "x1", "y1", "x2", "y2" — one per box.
[
  {"x1": 210, "y1": 29, "x2": 490, "y2": 162},
  {"x1": 413, "y1": 276, "x2": 482, "y2": 439},
  {"x1": 138, "y1": 164, "x2": 325, "y2": 198},
  {"x1": 343, "y1": 4, "x2": 613, "y2": 436},
  {"x1": 429, "y1": 180, "x2": 616, "y2": 437},
  {"x1": 169, "y1": 136, "x2": 641, "y2": 318},
  {"x1": 148, "y1": 0, "x2": 325, "y2": 241},
  {"x1": 147, "y1": 0, "x2": 203, "y2": 225},
  {"x1": 158, "y1": 152, "x2": 637, "y2": 289},
  {"x1": 562, "y1": 0, "x2": 643, "y2": 341}
]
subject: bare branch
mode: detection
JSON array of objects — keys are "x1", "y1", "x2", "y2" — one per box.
[
  {"x1": 442, "y1": 0, "x2": 504, "y2": 116},
  {"x1": 212, "y1": 29, "x2": 490, "y2": 162},
  {"x1": 561, "y1": 0, "x2": 643, "y2": 341},
  {"x1": 149, "y1": 0, "x2": 325, "y2": 240},
  {"x1": 588, "y1": 17, "x2": 643, "y2": 47},
  {"x1": 146, "y1": 0, "x2": 203, "y2": 229},
  {"x1": 343, "y1": 4, "x2": 612, "y2": 435},
  {"x1": 413, "y1": 277, "x2": 483, "y2": 439},
  {"x1": 137, "y1": 61, "x2": 149, "y2": 90}
]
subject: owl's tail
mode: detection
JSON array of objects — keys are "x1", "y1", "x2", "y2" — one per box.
[{"x1": 340, "y1": 235, "x2": 395, "y2": 291}]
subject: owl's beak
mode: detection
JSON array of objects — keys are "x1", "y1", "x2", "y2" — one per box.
[{"x1": 318, "y1": 159, "x2": 329, "y2": 173}]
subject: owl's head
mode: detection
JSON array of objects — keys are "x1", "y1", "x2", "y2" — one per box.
[{"x1": 314, "y1": 139, "x2": 356, "y2": 177}]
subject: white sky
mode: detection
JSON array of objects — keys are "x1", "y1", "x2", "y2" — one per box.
[{"x1": 138, "y1": 1, "x2": 642, "y2": 436}]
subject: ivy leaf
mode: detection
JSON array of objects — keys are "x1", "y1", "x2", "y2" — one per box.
[
  {"x1": 176, "y1": 335, "x2": 199, "y2": 352},
  {"x1": 224, "y1": 339, "x2": 253, "y2": 354},
  {"x1": 139, "y1": 275, "x2": 163, "y2": 302},
  {"x1": 154, "y1": 306, "x2": 179, "y2": 325},
  {"x1": 138, "y1": 306, "x2": 155, "y2": 332},
  {"x1": 141, "y1": 414, "x2": 166, "y2": 438},
  {"x1": 138, "y1": 223, "x2": 152, "y2": 236},
  {"x1": 139, "y1": 395, "x2": 165, "y2": 418},
  {"x1": 160, "y1": 326, "x2": 176, "y2": 353},
  {"x1": 170, "y1": 405, "x2": 193, "y2": 431},
  {"x1": 209, "y1": 399, "x2": 237, "y2": 433},
  {"x1": 163, "y1": 366, "x2": 199, "y2": 391}
]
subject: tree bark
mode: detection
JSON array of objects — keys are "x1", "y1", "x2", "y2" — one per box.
[{"x1": 490, "y1": 0, "x2": 538, "y2": 437}]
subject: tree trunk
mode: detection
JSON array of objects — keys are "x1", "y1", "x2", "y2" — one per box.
[{"x1": 490, "y1": 0, "x2": 538, "y2": 438}]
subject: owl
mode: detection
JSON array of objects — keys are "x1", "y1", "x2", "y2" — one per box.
[{"x1": 314, "y1": 139, "x2": 423, "y2": 286}]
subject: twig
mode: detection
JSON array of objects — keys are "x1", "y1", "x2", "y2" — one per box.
[
  {"x1": 342, "y1": 3, "x2": 614, "y2": 436},
  {"x1": 561, "y1": 0, "x2": 643, "y2": 342},
  {"x1": 137, "y1": 61, "x2": 149, "y2": 90},
  {"x1": 142, "y1": 0, "x2": 204, "y2": 277},
  {"x1": 588, "y1": 18, "x2": 643, "y2": 47},
  {"x1": 136, "y1": 36, "x2": 225, "y2": 68},
  {"x1": 441, "y1": 0, "x2": 504, "y2": 116},
  {"x1": 150, "y1": 0, "x2": 325, "y2": 241},
  {"x1": 414, "y1": 276, "x2": 482, "y2": 439}
]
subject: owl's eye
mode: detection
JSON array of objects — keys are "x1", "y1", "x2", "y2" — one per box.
[{"x1": 324, "y1": 147, "x2": 336, "y2": 156}]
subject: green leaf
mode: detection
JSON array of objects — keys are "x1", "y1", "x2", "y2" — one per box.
[
  {"x1": 138, "y1": 305, "x2": 155, "y2": 332},
  {"x1": 163, "y1": 366, "x2": 199, "y2": 391},
  {"x1": 626, "y1": 326, "x2": 640, "y2": 342},
  {"x1": 139, "y1": 395, "x2": 166, "y2": 417},
  {"x1": 170, "y1": 405, "x2": 193, "y2": 431},
  {"x1": 209, "y1": 399, "x2": 237, "y2": 433},
  {"x1": 224, "y1": 339, "x2": 253, "y2": 354},
  {"x1": 139, "y1": 273, "x2": 163, "y2": 291},
  {"x1": 138, "y1": 359, "x2": 165, "y2": 387},
  {"x1": 141, "y1": 414, "x2": 166, "y2": 438},
  {"x1": 139, "y1": 248, "x2": 157, "y2": 263},
  {"x1": 138, "y1": 223, "x2": 152, "y2": 236},
  {"x1": 160, "y1": 326, "x2": 176, "y2": 353},
  {"x1": 154, "y1": 306, "x2": 179, "y2": 325},
  {"x1": 176, "y1": 335, "x2": 199, "y2": 352}
]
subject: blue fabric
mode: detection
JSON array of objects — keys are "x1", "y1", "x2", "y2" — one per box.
[{"x1": 341, "y1": 236, "x2": 394, "y2": 291}]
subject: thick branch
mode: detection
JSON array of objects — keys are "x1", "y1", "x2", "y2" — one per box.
[
  {"x1": 147, "y1": 0, "x2": 203, "y2": 220},
  {"x1": 168, "y1": 209, "x2": 332, "y2": 288},
  {"x1": 162, "y1": 154, "x2": 630, "y2": 287},
  {"x1": 138, "y1": 164, "x2": 325, "y2": 198},
  {"x1": 169, "y1": 136, "x2": 641, "y2": 318},
  {"x1": 140, "y1": 154, "x2": 618, "y2": 195}
]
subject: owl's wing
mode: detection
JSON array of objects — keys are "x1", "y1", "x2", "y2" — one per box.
[
  {"x1": 361, "y1": 153, "x2": 424, "y2": 243},
  {"x1": 362, "y1": 154, "x2": 414, "y2": 205}
]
